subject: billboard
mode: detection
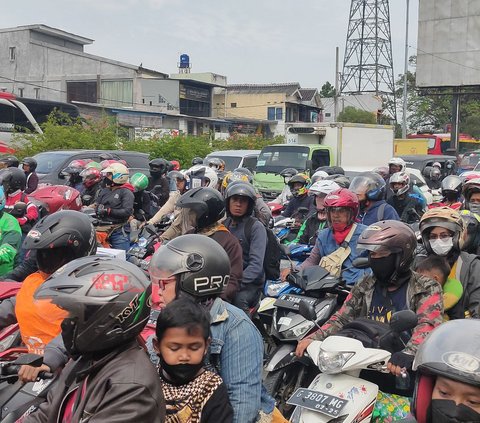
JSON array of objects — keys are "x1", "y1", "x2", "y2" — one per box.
[{"x1": 416, "y1": 0, "x2": 480, "y2": 88}]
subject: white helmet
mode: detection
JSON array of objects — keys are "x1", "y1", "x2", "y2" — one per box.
[
  {"x1": 185, "y1": 165, "x2": 218, "y2": 189},
  {"x1": 388, "y1": 157, "x2": 406, "y2": 172},
  {"x1": 102, "y1": 163, "x2": 129, "y2": 185},
  {"x1": 432, "y1": 161, "x2": 441, "y2": 169},
  {"x1": 311, "y1": 170, "x2": 329, "y2": 184},
  {"x1": 309, "y1": 180, "x2": 340, "y2": 197},
  {"x1": 389, "y1": 171, "x2": 410, "y2": 196}
]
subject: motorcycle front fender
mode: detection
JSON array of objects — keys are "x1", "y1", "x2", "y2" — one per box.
[{"x1": 264, "y1": 344, "x2": 310, "y2": 372}]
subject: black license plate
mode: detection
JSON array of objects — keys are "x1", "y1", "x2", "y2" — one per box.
[
  {"x1": 287, "y1": 388, "x2": 349, "y2": 418},
  {"x1": 274, "y1": 294, "x2": 316, "y2": 311}
]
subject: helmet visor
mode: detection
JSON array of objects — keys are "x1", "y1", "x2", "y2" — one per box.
[
  {"x1": 356, "y1": 243, "x2": 402, "y2": 257},
  {"x1": 148, "y1": 244, "x2": 196, "y2": 284}
]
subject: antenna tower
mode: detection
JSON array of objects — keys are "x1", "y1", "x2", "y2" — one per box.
[{"x1": 341, "y1": 0, "x2": 397, "y2": 120}]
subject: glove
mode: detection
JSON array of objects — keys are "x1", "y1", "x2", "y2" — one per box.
[
  {"x1": 389, "y1": 351, "x2": 415, "y2": 370},
  {"x1": 96, "y1": 205, "x2": 109, "y2": 218}
]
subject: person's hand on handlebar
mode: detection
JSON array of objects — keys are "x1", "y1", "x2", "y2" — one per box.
[
  {"x1": 18, "y1": 364, "x2": 51, "y2": 383},
  {"x1": 295, "y1": 338, "x2": 313, "y2": 357},
  {"x1": 280, "y1": 268, "x2": 291, "y2": 281}
]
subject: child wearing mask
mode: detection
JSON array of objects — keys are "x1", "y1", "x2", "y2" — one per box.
[
  {"x1": 152, "y1": 297, "x2": 233, "y2": 423},
  {"x1": 414, "y1": 255, "x2": 464, "y2": 320}
]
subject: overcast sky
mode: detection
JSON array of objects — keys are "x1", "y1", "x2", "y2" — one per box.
[{"x1": 1, "y1": 0, "x2": 419, "y2": 89}]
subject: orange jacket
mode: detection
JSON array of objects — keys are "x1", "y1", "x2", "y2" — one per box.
[{"x1": 15, "y1": 272, "x2": 67, "y2": 354}]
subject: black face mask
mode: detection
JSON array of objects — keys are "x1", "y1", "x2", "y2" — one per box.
[
  {"x1": 61, "y1": 317, "x2": 80, "y2": 358},
  {"x1": 159, "y1": 355, "x2": 204, "y2": 386},
  {"x1": 359, "y1": 200, "x2": 368, "y2": 212},
  {"x1": 150, "y1": 170, "x2": 161, "y2": 178},
  {"x1": 104, "y1": 178, "x2": 114, "y2": 187},
  {"x1": 429, "y1": 399, "x2": 480, "y2": 423},
  {"x1": 369, "y1": 254, "x2": 397, "y2": 284}
]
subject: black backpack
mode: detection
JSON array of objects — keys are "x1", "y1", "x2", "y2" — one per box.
[{"x1": 244, "y1": 216, "x2": 282, "y2": 280}]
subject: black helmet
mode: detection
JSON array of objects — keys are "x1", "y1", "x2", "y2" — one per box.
[
  {"x1": 287, "y1": 174, "x2": 311, "y2": 197},
  {"x1": 23, "y1": 210, "x2": 97, "y2": 274},
  {"x1": 459, "y1": 210, "x2": 480, "y2": 254},
  {"x1": 224, "y1": 181, "x2": 257, "y2": 217},
  {"x1": 148, "y1": 234, "x2": 230, "y2": 300},
  {"x1": 149, "y1": 158, "x2": 168, "y2": 176},
  {"x1": 411, "y1": 320, "x2": 480, "y2": 422},
  {"x1": 21, "y1": 157, "x2": 37, "y2": 171},
  {"x1": 357, "y1": 220, "x2": 417, "y2": 283},
  {"x1": 34, "y1": 256, "x2": 151, "y2": 356},
  {"x1": 0, "y1": 155, "x2": 19, "y2": 168},
  {"x1": 326, "y1": 174, "x2": 350, "y2": 188},
  {"x1": 191, "y1": 157, "x2": 204, "y2": 166},
  {"x1": 279, "y1": 167, "x2": 298, "y2": 184},
  {"x1": 176, "y1": 187, "x2": 226, "y2": 231},
  {"x1": 441, "y1": 175, "x2": 463, "y2": 200},
  {"x1": 349, "y1": 172, "x2": 386, "y2": 201},
  {"x1": 0, "y1": 167, "x2": 26, "y2": 193}
]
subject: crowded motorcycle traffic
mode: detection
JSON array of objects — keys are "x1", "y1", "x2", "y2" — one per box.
[{"x1": 0, "y1": 153, "x2": 476, "y2": 423}]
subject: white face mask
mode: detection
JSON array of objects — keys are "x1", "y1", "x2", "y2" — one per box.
[
  {"x1": 469, "y1": 203, "x2": 480, "y2": 214},
  {"x1": 430, "y1": 237, "x2": 454, "y2": 256}
]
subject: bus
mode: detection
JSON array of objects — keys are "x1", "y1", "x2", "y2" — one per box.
[
  {"x1": 408, "y1": 132, "x2": 480, "y2": 155},
  {"x1": 0, "y1": 92, "x2": 80, "y2": 150}
]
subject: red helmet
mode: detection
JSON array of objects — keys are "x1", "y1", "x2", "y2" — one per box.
[
  {"x1": 170, "y1": 160, "x2": 180, "y2": 171},
  {"x1": 324, "y1": 188, "x2": 359, "y2": 224},
  {"x1": 80, "y1": 168, "x2": 102, "y2": 188},
  {"x1": 100, "y1": 159, "x2": 118, "y2": 170},
  {"x1": 29, "y1": 185, "x2": 82, "y2": 213}
]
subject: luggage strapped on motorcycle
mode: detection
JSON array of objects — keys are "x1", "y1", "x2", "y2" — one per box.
[{"x1": 319, "y1": 223, "x2": 357, "y2": 278}]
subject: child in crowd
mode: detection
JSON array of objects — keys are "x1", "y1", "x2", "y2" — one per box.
[
  {"x1": 414, "y1": 255, "x2": 464, "y2": 320},
  {"x1": 153, "y1": 297, "x2": 233, "y2": 423}
]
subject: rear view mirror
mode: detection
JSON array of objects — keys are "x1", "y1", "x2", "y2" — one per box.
[
  {"x1": 389, "y1": 310, "x2": 418, "y2": 333},
  {"x1": 306, "y1": 159, "x2": 313, "y2": 172},
  {"x1": 299, "y1": 300, "x2": 317, "y2": 322},
  {"x1": 352, "y1": 257, "x2": 370, "y2": 269}
]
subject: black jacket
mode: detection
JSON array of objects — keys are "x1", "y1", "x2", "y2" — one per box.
[
  {"x1": 25, "y1": 342, "x2": 165, "y2": 423},
  {"x1": 148, "y1": 176, "x2": 169, "y2": 207},
  {"x1": 96, "y1": 187, "x2": 134, "y2": 224}
]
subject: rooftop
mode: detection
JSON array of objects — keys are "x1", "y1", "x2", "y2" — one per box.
[
  {"x1": 0, "y1": 24, "x2": 94, "y2": 45},
  {"x1": 227, "y1": 83, "x2": 301, "y2": 96}
]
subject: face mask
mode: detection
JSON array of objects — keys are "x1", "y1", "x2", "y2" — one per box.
[
  {"x1": 104, "y1": 178, "x2": 114, "y2": 187},
  {"x1": 370, "y1": 254, "x2": 397, "y2": 284},
  {"x1": 469, "y1": 203, "x2": 480, "y2": 214},
  {"x1": 429, "y1": 399, "x2": 480, "y2": 423},
  {"x1": 359, "y1": 200, "x2": 368, "y2": 212},
  {"x1": 159, "y1": 355, "x2": 204, "y2": 385},
  {"x1": 430, "y1": 237, "x2": 454, "y2": 256},
  {"x1": 61, "y1": 317, "x2": 80, "y2": 358}
]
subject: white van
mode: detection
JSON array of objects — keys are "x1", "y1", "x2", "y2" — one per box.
[{"x1": 204, "y1": 150, "x2": 260, "y2": 172}]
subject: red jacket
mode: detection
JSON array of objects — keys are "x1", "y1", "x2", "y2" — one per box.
[{"x1": 5, "y1": 190, "x2": 39, "y2": 230}]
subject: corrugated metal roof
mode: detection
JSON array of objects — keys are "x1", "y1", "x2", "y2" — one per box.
[{"x1": 227, "y1": 83, "x2": 300, "y2": 95}]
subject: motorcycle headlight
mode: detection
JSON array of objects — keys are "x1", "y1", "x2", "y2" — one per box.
[
  {"x1": 267, "y1": 281, "x2": 289, "y2": 297},
  {"x1": 284, "y1": 320, "x2": 314, "y2": 339},
  {"x1": 317, "y1": 350, "x2": 354, "y2": 374}
]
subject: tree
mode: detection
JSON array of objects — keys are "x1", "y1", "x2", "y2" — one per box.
[
  {"x1": 320, "y1": 81, "x2": 336, "y2": 98},
  {"x1": 337, "y1": 106, "x2": 376, "y2": 124}
]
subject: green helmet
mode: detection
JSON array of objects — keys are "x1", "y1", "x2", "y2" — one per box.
[
  {"x1": 85, "y1": 161, "x2": 102, "y2": 170},
  {"x1": 131, "y1": 172, "x2": 149, "y2": 191}
]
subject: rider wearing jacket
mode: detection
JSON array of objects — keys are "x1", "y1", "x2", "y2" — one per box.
[
  {"x1": 148, "y1": 158, "x2": 170, "y2": 207},
  {"x1": 418, "y1": 207, "x2": 480, "y2": 319},
  {"x1": 283, "y1": 188, "x2": 370, "y2": 285},
  {"x1": 288, "y1": 180, "x2": 340, "y2": 245},
  {"x1": 22, "y1": 157, "x2": 39, "y2": 194},
  {"x1": 296, "y1": 221, "x2": 443, "y2": 379},
  {"x1": 349, "y1": 172, "x2": 400, "y2": 225},
  {"x1": 80, "y1": 167, "x2": 103, "y2": 206},
  {"x1": 176, "y1": 187, "x2": 243, "y2": 303},
  {"x1": 387, "y1": 171, "x2": 424, "y2": 222},
  {"x1": 25, "y1": 257, "x2": 165, "y2": 423},
  {"x1": 282, "y1": 174, "x2": 315, "y2": 218},
  {"x1": 149, "y1": 235, "x2": 275, "y2": 423},
  {"x1": 148, "y1": 170, "x2": 187, "y2": 224},
  {"x1": 0, "y1": 186, "x2": 21, "y2": 276},
  {"x1": 95, "y1": 163, "x2": 134, "y2": 251}
]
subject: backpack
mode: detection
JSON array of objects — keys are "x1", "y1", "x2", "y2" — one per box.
[{"x1": 244, "y1": 216, "x2": 282, "y2": 280}]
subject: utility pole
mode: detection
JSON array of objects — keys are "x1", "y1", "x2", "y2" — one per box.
[
  {"x1": 334, "y1": 46, "x2": 340, "y2": 122},
  {"x1": 402, "y1": 0, "x2": 410, "y2": 138}
]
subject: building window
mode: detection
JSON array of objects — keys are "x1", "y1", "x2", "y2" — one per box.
[
  {"x1": 34, "y1": 88, "x2": 40, "y2": 99},
  {"x1": 9, "y1": 47, "x2": 15, "y2": 62},
  {"x1": 67, "y1": 81, "x2": 97, "y2": 103},
  {"x1": 101, "y1": 80, "x2": 133, "y2": 107},
  {"x1": 18, "y1": 88, "x2": 24, "y2": 97},
  {"x1": 231, "y1": 103, "x2": 237, "y2": 108},
  {"x1": 275, "y1": 108, "x2": 283, "y2": 120},
  {"x1": 267, "y1": 107, "x2": 275, "y2": 120},
  {"x1": 325, "y1": 113, "x2": 331, "y2": 117}
]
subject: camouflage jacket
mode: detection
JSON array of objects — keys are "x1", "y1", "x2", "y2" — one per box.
[{"x1": 311, "y1": 271, "x2": 444, "y2": 356}]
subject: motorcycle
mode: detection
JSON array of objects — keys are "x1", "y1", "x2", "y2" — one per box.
[
  {"x1": 29, "y1": 185, "x2": 82, "y2": 215},
  {"x1": 0, "y1": 282, "x2": 23, "y2": 361},
  {"x1": 263, "y1": 266, "x2": 350, "y2": 416},
  {"x1": 0, "y1": 353, "x2": 55, "y2": 422},
  {"x1": 288, "y1": 307, "x2": 418, "y2": 423}
]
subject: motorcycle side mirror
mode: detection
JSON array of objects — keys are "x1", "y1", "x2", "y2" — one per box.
[
  {"x1": 352, "y1": 257, "x2": 370, "y2": 269},
  {"x1": 12, "y1": 353, "x2": 44, "y2": 367},
  {"x1": 389, "y1": 310, "x2": 418, "y2": 333},
  {"x1": 299, "y1": 300, "x2": 317, "y2": 323}
]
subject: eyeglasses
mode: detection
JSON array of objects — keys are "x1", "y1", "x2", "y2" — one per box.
[
  {"x1": 155, "y1": 277, "x2": 176, "y2": 291},
  {"x1": 429, "y1": 233, "x2": 452, "y2": 241}
]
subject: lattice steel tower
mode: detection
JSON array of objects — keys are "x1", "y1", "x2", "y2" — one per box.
[{"x1": 341, "y1": 0, "x2": 396, "y2": 120}]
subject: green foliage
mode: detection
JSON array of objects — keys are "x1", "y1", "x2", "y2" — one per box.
[
  {"x1": 337, "y1": 106, "x2": 377, "y2": 124},
  {"x1": 13, "y1": 113, "x2": 280, "y2": 168},
  {"x1": 320, "y1": 81, "x2": 336, "y2": 98}
]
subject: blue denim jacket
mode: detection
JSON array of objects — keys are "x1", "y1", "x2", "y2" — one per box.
[{"x1": 209, "y1": 298, "x2": 275, "y2": 423}]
